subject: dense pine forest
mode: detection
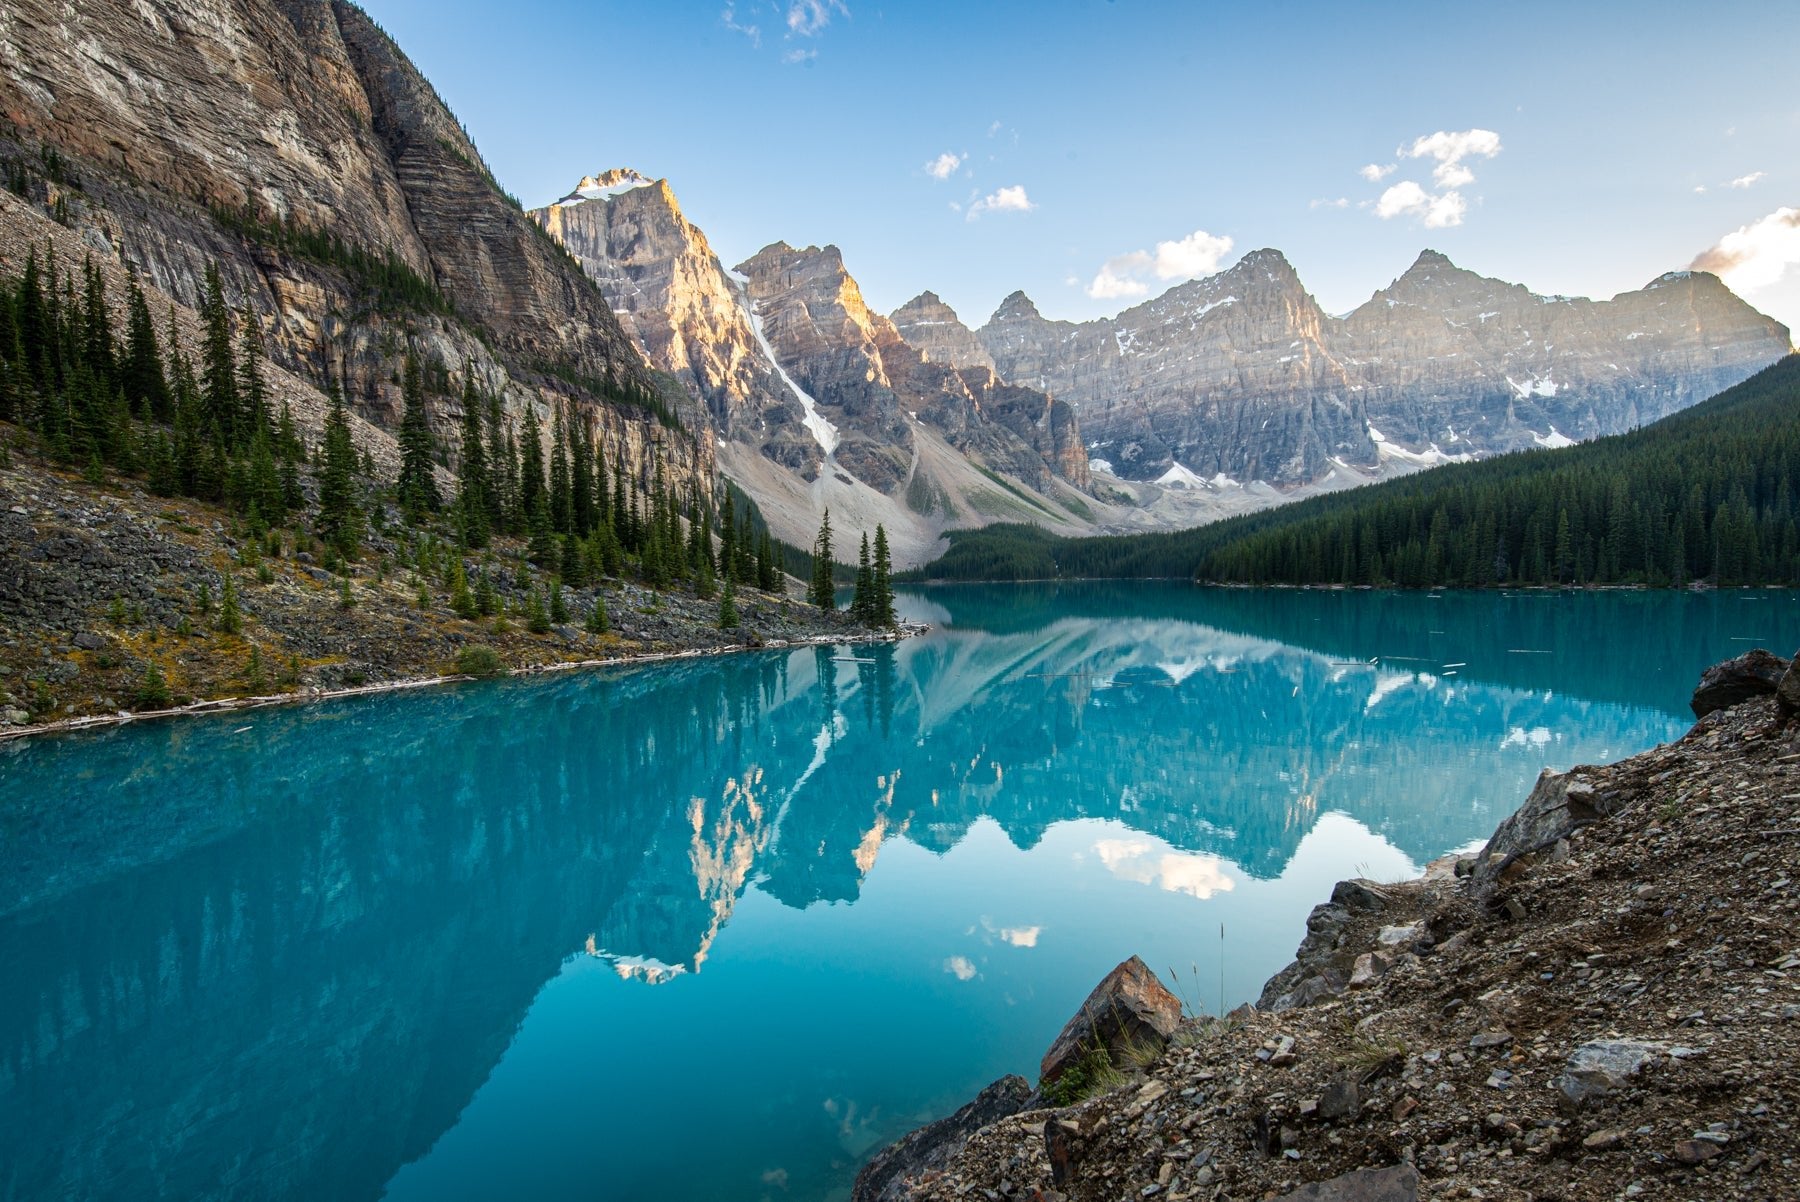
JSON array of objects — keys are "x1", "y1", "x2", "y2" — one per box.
[
  {"x1": 911, "y1": 355, "x2": 1800, "y2": 587},
  {"x1": 0, "y1": 243, "x2": 894, "y2": 628}
]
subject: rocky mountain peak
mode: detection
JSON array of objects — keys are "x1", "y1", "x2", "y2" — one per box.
[
  {"x1": 990, "y1": 290, "x2": 1044, "y2": 323},
  {"x1": 890, "y1": 291, "x2": 996, "y2": 372},
  {"x1": 556, "y1": 168, "x2": 659, "y2": 206}
]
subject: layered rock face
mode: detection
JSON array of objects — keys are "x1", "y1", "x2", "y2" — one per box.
[
  {"x1": 975, "y1": 248, "x2": 1792, "y2": 483},
  {"x1": 735, "y1": 241, "x2": 1091, "y2": 494},
  {"x1": 533, "y1": 170, "x2": 822, "y2": 477},
  {"x1": 891, "y1": 291, "x2": 996, "y2": 372},
  {"x1": 530, "y1": 172, "x2": 1090, "y2": 509},
  {"x1": 0, "y1": 0, "x2": 706, "y2": 497}
]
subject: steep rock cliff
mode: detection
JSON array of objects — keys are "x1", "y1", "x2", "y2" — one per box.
[{"x1": 0, "y1": 0, "x2": 706, "y2": 497}]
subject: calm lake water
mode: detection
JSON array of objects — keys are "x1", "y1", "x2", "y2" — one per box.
[{"x1": 4, "y1": 585, "x2": 1798, "y2": 1202}]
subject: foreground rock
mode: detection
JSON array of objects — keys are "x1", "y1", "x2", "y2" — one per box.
[
  {"x1": 1039, "y1": 955, "x2": 1184, "y2": 1091},
  {"x1": 1690, "y1": 648, "x2": 1788, "y2": 717},
  {"x1": 864, "y1": 669, "x2": 1800, "y2": 1201},
  {"x1": 852, "y1": 1076, "x2": 1032, "y2": 1202}
]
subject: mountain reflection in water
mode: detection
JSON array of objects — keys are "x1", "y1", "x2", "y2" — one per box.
[{"x1": 3, "y1": 584, "x2": 1793, "y2": 1202}]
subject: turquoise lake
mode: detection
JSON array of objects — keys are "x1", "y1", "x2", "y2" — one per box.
[{"x1": 4, "y1": 585, "x2": 1799, "y2": 1202}]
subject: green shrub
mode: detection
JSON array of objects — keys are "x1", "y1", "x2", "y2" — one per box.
[{"x1": 455, "y1": 645, "x2": 505, "y2": 678}]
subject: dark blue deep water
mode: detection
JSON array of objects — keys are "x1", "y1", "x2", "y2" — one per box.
[{"x1": 4, "y1": 585, "x2": 1798, "y2": 1202}]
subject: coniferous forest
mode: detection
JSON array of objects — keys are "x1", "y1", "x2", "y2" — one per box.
[
  {"x1": 0, "y1": 243, "x2": 895, "y2": 625},
  {"x1": 911, "y1": 355, "x2": 1800, "y2": 587}
]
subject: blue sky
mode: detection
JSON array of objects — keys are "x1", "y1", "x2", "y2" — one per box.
[{"x1": 359, "y1": 0, "x2": 1800, "y2": 335}]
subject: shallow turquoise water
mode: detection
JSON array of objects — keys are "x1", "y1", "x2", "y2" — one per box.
[{"x1": 2, "y1": 585, "x2": 1797, "y2": 1201}]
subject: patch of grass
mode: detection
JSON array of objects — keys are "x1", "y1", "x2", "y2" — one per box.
[
  {"x1": 1332, "y1": 1014, "x2": 1407, "y2": 1074},
  {"x1": 1041, "y1": 1041, "x2": 1128, "y2": 1107}
]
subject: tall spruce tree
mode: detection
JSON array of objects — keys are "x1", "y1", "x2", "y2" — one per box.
[
  {"x1": 396, "y1": 352, "x2": 440, "y2": 521},
  {"x1": 199, "y1": 262, "x2": 237, "y2": 447},
  {"x1": 457, "y1": 374, "x2": 490, "y2": 548},
  {"x1": 810, "y1": 508, "x2": 835, "y2": 610},
  {"x1": 851, "y1": 532, "x2": 873, "y2": 622},
  {"x1": 316, "y1": 381, "x2": 363, "y2": 556},
  {"x1": 872, "y1": 524, "x2": 896, "y2": 627}
]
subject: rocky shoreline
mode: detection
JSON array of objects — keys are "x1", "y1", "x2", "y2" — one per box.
[{"x1": 855, "y1": 653, "x2": 1800, "y2": 1201}]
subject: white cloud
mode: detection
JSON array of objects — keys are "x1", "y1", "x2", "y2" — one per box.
[
  {"x1": 998, "y1": 925, "x2": 1041, "y2": 948},
  {"x1": 1694, "y1": 185, "x2": 1708, "y2": 194},
  {"x1": 1729, "y1": 171, "x2": 1766, "y2": 189},
  {"x1": 924, "y1": 152, "x2": 964, "y2": 181},
  {"x1": 1434, "y1": 162, "x2": 1475, "y2": 189},
  {"x1": 1361, "y1": 128, "x2": 1497, "y2": 229},
  {"x1": 1692, "y1": 207, "x2": 1800, "y2": 292},
  {"x1": 1085, "y1": 229, "x2": 1233, "y2": 299},
  {"x1": 987, "y1": 119, "x2": 1004, "y2": 138},
  {"x1": 1400, "y1": 128, "x2": 1502, "y2": 175},
  {"x1": 943, "y1": 955, "x2": 978, "y2": 981},
  {"x1": 1093, "y1": 837, "x2": 1236, "y2": 900},
  {"x1": 721, "y1": 3, "x2": 760, "y2": 46},
  {"x1": 966, "y1": 184, "x2": 1034, "y2": 221},
  {"x1": 1310, "y1": 196, "x2": 1349, "y2": 209},
  {"x1": 782, "y1": 47, "x2": 816, "y2": 63},
  {"x1": 1374, "y1": 180, "x2": 1467, "y2": 228},
  {"x1": 1152, "y1": 229, "x2": 1234, "y2": 279},
  {"x1": 786, "y1": 0, "x2": 847, "y2": 36},
  {"x1": 1088, "y1": 253, "x2": 1152, "y2": 299},
  {"x1": 1359, "y1": 163, "x2": 1395, "y2": 182}
]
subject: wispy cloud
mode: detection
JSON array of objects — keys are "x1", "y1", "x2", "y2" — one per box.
[
  {"x1": 720, "y1": 3, "x2": 760, "y2": 47},
  {"x1": 1310, "y1": 196, "x2": 1349, "y2": 209},
  {"x1": 782, "y1": 47, "x2": 816, "y2": 63},
  {"x1": 1729, "y1": 171, "x2": 1766, "y2": 190},
  {"x1": 1692, "y1": 206, "x2": 1800, "y2": 292},
  {"x1": 786, "y1": 0, "x2": 847, "y2": 36},
  {"x1": 924, "y1": 151, "x2": 964, "y2": 181},
  {"x1": 966, "y1": 184, "x2": 1034, "y2": 221},
  {"x1": 1087, "y1": 229, "x2": 1234, "y2": 299},
  {"x1": 1361, "y1": 127, "x2": 1500, "y2": 229},
  {"x1": 986, "y1": 119, "x2": 1004, "y2": 138}
]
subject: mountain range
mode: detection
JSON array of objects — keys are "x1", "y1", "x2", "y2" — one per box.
[
  {"x1": 0, "y1": 0, "x2": 1789, "y2": 571},
  {"x1": 532, "y1": 170, "x2": 1789, "y2": 564}
]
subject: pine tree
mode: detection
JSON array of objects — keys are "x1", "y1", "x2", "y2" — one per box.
[
  {"x1": 525, "y1": 586, "x2": 551, "y2": 634},
  {"x1": 549, "y1": 404, "x2": 572, "y2": 534},
  {"x1": 237, "y1": 305, "x2": 270, "y2": 445},
  {"x1": 316, "y1": 380, "x2": 364, "y2": 556},
  {"x1": 585, "y1": 592, "x2": 610, "y2": 634},
  {"x1": 457, "y1": 375, "x2": 490, "y2": 548},
  {"x1": 718, "y1": 573, "x2": 739, "y2": 629},
  {"x1": 810, "y1": 508, "x2": 835, "y2": 610},
  {"x1": 474, "y1": 565, "x2": 498, "y2": 616},
  {"x1": 121, "y1": 274, "x2": 171, "y2": 422},
  {"x1": 396, "y1": 352, "x2": 440, "y2": 521},
  {"x1": 852, "y1": 532, "x2": 873, "y2": 622},
  {"x1": 549, "y1": 579, "x2": 570, "y2": 625},
  {"x1": 873, "y1": 524, "x2": 896, "y2": 627},
  {"x1": 199, "y1": 262, "x2": 238, "y2": 448},
  {"x1": 218, "y1": 574, "x2": 242, "y2": 634},
  {"x1": 450, "y1": 558, "x2": 477, "y2": 619}
]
